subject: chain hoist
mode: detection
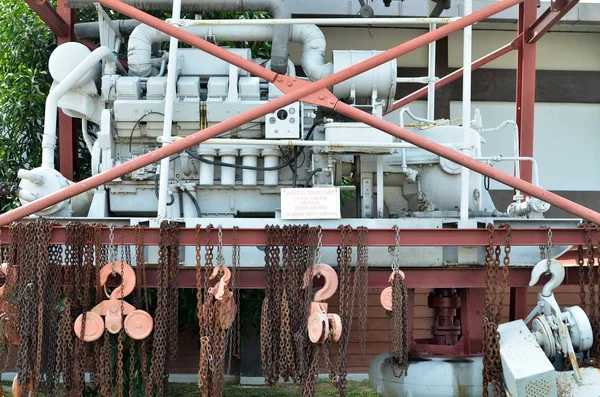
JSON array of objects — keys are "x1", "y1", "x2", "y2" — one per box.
[{"x1": 381, "y1": 226, "x2": 409, "y2": 377}]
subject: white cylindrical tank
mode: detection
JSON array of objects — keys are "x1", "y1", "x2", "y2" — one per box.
[
  {"x1": 332, "y1": 50, "x2": 397, "y2": 111},
  {"x1": 198, "y1": 146, "x2": 216, "y2": 186},
  {"x1": 369, "y1": 353, "x2": 487, "y2": 397},
  {"x1": 240, "y1": 148, "x2": 259, "y2": 186},
  {"x1": 262, "y1": 148, "x2": 281, "y2": 186},
  {"x1": 219, "y1": 148, "x2": 238, "y2": 186},
  {"x1": 48, "y1": 42, "x2": 100, "y2": 88}
]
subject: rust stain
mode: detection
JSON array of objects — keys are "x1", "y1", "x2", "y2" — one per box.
[{"x1": 569, "y1": 352, "x2": 582, "y2": 380}]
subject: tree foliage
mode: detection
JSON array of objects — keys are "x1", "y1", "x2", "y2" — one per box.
[{"x1": 0, "y1": 0, "x2": 55, "y2": 210}]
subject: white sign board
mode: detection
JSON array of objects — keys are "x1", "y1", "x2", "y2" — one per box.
[{"x1": 280, "y1": 187, "x2": 341, "y2": 220}]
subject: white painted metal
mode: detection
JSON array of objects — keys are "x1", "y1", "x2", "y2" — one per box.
[
  {"x1": 157, "y1": 0, "x2": 182, "y2": 219},
  {"x1": 43, "y1": 44, "x2": 115, "y2": 169},
  {"x1": 460, "y1": 0, "x2": 473, "y2": 221},
  {"x1": 177, "y1": 17, "x2": 461, "y2": 26},
  {"x1": 427, "y1": 23, "x2": 436, "y2": 120}
]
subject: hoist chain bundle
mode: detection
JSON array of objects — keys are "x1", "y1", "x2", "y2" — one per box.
[
  {"x1": 260, "y1": 225, "x2": 369, "y2": 397},
  {"x1": 196, "y1": 224, "x2": 241, "y2": 397},
  {"x1": 147, "y1": 220, "x2": 180, "y2": 397},
  {"x1": 385, "y1": 226, "x2": 408, "y2": 377},
  {"x1": 578, "y1": 222, "x2": 600, "y2": 365},
  {"x1": 482, "y1": 224, "x2": 511, "y2": 397},
  {"x1": 261, "y1": 225, "x2": 323, "y2": 395}
]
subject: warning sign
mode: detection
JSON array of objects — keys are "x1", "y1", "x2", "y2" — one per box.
[{"x1": 280, "y1": 187, "x2": 341, "y2": 220}]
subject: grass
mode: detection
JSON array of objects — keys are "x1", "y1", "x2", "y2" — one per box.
[{"x1": 1, "y1": 380, "x2": 379, "y2": 396}]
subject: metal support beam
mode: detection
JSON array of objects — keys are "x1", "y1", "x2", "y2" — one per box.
[
  {"x1": 1, "y1": 226, "x2": 596, "y2": 247},
  {"x1": 516, "y1": 0, "x2": 537, "y2": 185},
  {"x1": 388, "y1": 36, "x2": 521, "y2": 114},
  {"x1": 529, "y1": 0, "x2": 579, "y2": 44},
  {"x1": 24, "y1": 0, "x2": 69, "y2": 37},
  {"x1": 116, "y1": 267, "x2": 589, "y2": 289},
  {"x1": 57, "y1": 0, "x2": 78, "y2": 180}
]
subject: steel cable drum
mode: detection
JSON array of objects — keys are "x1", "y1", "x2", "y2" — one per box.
[{"x1": 332, "y1": 50, "x2": 397, "y2": 112}]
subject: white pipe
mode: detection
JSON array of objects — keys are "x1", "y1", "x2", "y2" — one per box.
[
  {"x1": 196, "y1": 138, "x2": 456, "y2": 150},
  {"x1": 127, "y1": 22, "x2": 332, "y2": 80},
  {"x1": 460, "y1": 0, "x2": 473, "y2": 221},
  {"x1": 81, "y1": 119, "x2": 94, "y2": 154},
  {"x1": 427, "y1": 23, "x2": 436, "y2": 121},
  {"x1": 376, "y1": 156, "x2": 384, "y2": 218},
  {"x1": 396, "y1": 76, "x2": 434, "y2": 84},
  {"x1": 475, "y1": 156, "x2": 540, "y2": 187},
  {"x1": 42, "y1": 46, "x2": 116, "y2": 169},
  {"x1": 157, "y1": 0, "x2": 181, "y2": 219},
  {"x1": 178, "y1": 17, "x2": 460, "y2": 26}
]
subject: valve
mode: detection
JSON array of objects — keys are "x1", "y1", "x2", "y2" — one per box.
[
  {"x1": 74, "y1": 262, "x2": 153, "y2": 342},
  {"x1": 380, "y1": 270, "x2": 405, "y2": 311},
  {"x1": 303, "y1": 263, "x2": 342, "y2": 344}
]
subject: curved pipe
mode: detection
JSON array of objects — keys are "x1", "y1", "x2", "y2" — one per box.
[
  {"x1": 68, "y1": 0, "x2": 291, "y2": 74},
  {"x1": 128, "y1": 22, "x2": 331, "y2": 80},
  {"x1": 43, "y1": 46, "x2": 117, "y2": 169}
]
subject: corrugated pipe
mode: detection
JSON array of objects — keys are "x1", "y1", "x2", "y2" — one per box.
[
  {"x1": 126, "y1": 23, "x2": 333, "y2": 81},
  {"x1": 67, "y1": 0, "x2": 291, "y2": 74}
]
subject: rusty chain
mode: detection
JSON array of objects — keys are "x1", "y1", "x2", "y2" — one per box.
[
  {"x1": 356, "y1": 226, "x2": 369, "y2": 357},
  {"x1": 387, "y1": 226, "x2": 408, "y2": 378},
  {"x1": 481, "y1": 224, "x2": 511, "y2": 397}
]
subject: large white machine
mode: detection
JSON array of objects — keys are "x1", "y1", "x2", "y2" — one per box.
[{"x1": 14, "y1": 8, "x2": 571, "y2": 266}]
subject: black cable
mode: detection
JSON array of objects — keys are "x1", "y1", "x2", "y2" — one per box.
[
  {"x1": 154, "y1": 172, "x2": 175, "y2": 206},
  {"x1": 185, "y1": 150, "x2": 291, "y2": 171},
  {"x1": 129, "y1": 111, "x2": 165, "y2": 152},
  {"x1": 304, "y1": 168, "x2": 324, "y2": 188},
  {"x1": 182, "y1": 188, "x2": 201, "y2": 217}
]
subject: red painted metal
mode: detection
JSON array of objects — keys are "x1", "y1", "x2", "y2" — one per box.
[
  {"x1": 429, "y1": 289, "x2": 462, "y2": 345},
  {"x1": 336, "y1": 101, "x2": 600, "y2": 223},
  {"x1": 516, "y1": 0, "x2": 537, "y2": 184},
  {"x1": 114, "y1": 266, "x2": 584, "y2": 289},
  {"x1": 509, "y1": 287, "x2": 529, "y2": 321},
  {"x1": 57, "y1": 0, "x2": 78, "y2": 180},
  {"x1": 23, "y1": 0, "x2": 69, "y2": 37},
  {"x1": 0, "y1": 0, "x2": 528, "y2": 226},
  {"x1": 0, "y1": 226, "x2": 596, "y2": 247},
  {"x1": 529, "y1": 0, "x2": 580, "y2": 44},
  {"x1": 387, "y1": 36, "x2": 522, "y2": 114}
]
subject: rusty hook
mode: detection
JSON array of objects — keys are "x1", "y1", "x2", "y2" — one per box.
[
  {"x1": 303, "y1": 263, "x2": 339, "y2": 302},
  {"x1": 208, "y1": 266, "x2": 231, "y2": 301}
]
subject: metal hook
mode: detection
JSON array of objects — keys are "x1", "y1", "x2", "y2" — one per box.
[
  {"x1": 529, "y1": 258, "x2": 565, "y2": 297},
  {"x1": 303, "y1": 263, "x2": 338, "y2": 302}
]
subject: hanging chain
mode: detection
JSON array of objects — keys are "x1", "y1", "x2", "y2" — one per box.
[
  {"x1": 482, "y1": 224, "x2": 508, "y2": 397},
  {"x1": 387, "y1": 226, "x2": 408, "y2": 377}
]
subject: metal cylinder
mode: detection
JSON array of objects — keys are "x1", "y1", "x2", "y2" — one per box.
[
  {"x1": 240, "y1": 148, "x2": 259, "y2": 186},
  {"x1": 219, "y1": 148, "x2": 238, "y2": 186},
  {"x1": 198, "y1": 147, "x2": 216, "y2": 186},
  {"x1": 262, "y1": 148, "x2": 280, "y2": 186}
]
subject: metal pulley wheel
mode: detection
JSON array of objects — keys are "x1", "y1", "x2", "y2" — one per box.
[
  {"x1": 531, "y1": 315, "x2": 556, "y2": 360},
  {"x1": 124, "y1": 310, "x2": 154, "y2": 340},
  {"x1": 562, "y1": 306, "x2": 593, "y2": 353},
  {"x1": 73, "y1": 311, "x2": 105, "y2": 342}
]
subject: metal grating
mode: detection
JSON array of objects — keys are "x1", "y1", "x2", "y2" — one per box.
[{"x1": 525, "y1": 379, "x2": 553, "y2": 397}]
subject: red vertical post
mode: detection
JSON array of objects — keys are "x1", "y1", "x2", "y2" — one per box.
[
  {"x1": 56, "y1": 0, "x2": 77, "y2": 180},
  {"x1": 516, "y1": 0, "x2": 537, "y2": 184}
]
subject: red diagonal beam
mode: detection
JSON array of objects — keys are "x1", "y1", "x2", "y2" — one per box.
[
  {"x1": 24, "y1": 0, "x2": 69, "y2": 38},
  {"x1": 0, "y1": 0, "x2": 523, "y2": 226},
  {"x1": 528, "y1": 0, "x2": 579, "y2": 44},
  {"x1": 387, "y1": 35, "x2": 522, "y2": 114}
]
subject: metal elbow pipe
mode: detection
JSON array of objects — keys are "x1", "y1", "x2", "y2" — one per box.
[{"x1": 68, "y1": 0, "x2": 291, "y2": 75}]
